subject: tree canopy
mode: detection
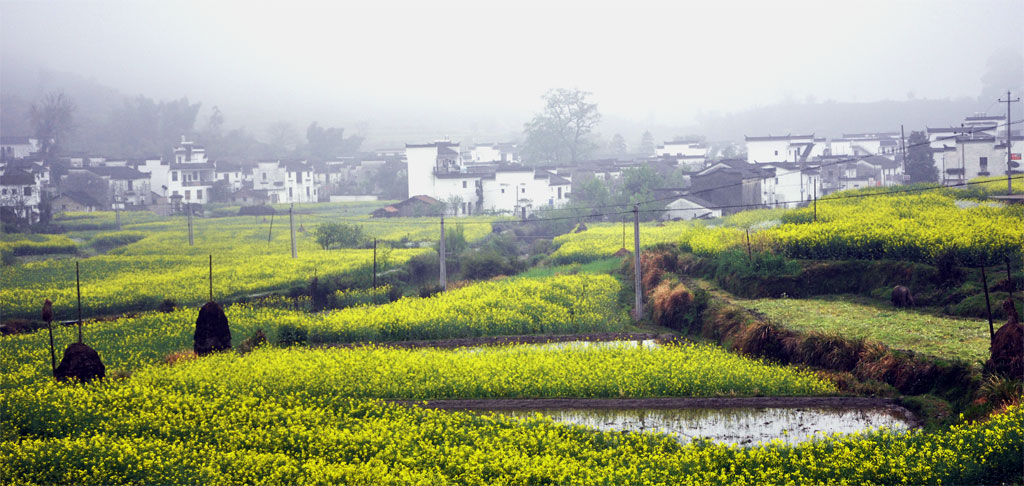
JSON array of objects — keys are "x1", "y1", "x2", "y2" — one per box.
[{"x1": 522, "y1": 88, "x2": 601, "y2": 165}]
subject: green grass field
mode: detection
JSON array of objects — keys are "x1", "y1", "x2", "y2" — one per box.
[{"x1": 736, "y1": 294, "x2": 991, "y2": 364}]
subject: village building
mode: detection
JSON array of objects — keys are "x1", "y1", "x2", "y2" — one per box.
[
  {"x1": 689, "y1": 159, "x2": 773, "y2": 215},
  {"x1": 371, "y1": 195, "x2": 443, "y2": 218},
  {"x1": 0, "y1": 169, "x2": 42, "y2": 223},
  {"x1": 660, "y1": 194, "x2": 721, "y2": 221},
  {"x1": 406, "y1": 141, "x2": 570, "y2": 216},
  {"x1": 745, "y1": 134, "x2": 822, "y2": 163},
  {"x1": 0, "y1": 137, "x2": 41, "y2": 161},
  {"x1": 84, "y1": 166, "x2": 151, "y2": 207},
  {"x1": 52, "y1": 191, "x2": 101, "y2": 213}
]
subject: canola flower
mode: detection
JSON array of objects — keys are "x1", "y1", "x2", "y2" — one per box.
[
  {"x1": 1, "y1": 369, "x2": 1019, "y2": 485},
  {"x1": 551, "y1": 187, "x2": 1024, "y2": 266},
  {"x1": 3, "y1": 207, "x2": 499, "y2": 319},
  {"x1": 138, "y1": 343, "x2": 836, "y2": 399},
  {"x1": 0, "y1": 274, "x2": 627, "y2": 388},
  {"x1": 0, "y1": 233, "x2": 77, "y2": 256}
]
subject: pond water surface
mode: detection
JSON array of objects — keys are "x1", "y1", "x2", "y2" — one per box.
[{"x1": 503, "y1": 406, "x2": 915, "y2": 446}]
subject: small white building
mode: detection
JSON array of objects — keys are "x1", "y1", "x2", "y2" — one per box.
[
  {"x1": 470, "y1": 143, "x2": 520, "y2": 164},
  {"x1": 215, "y1": 162, "x2": 248, "y2": 192},
  {"x1": 942, "y1": 134, "x2": 1011, "y2": 185},
  {"x1": 86, "y1": 166, "x2": 152, "y2": 207},
  {"x1": 406, "y1": 141, "x2": 570, "y2": 216},
  {"x1": 762, "y1": 163, "x2": 822, "y2": 207},
  {"x1": 139, "y1": 137, "x2": 215, "y2": 204},
  {"x1": 745, "y1": 134, "x2": 818, "y2": 164},
  {"x1": 0, "y1": 169, "x2": 42, "y2": 223},
  {"x1": 253, "y1": 160, "x2": 318, "y2": 204},
  {"x1": 0, "y1": 137, "x2": 41, "y2": 160},
  {"x1": 661, "y1": 194, "x2": 721, "y2": 221}
]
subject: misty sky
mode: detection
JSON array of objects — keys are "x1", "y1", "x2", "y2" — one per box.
[{"x1": 2, "y1": 0, "x2": 1023, "y2": 141}]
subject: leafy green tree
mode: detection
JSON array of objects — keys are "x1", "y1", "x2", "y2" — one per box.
[
  {"x1": 315, "y1": 222, "x2": 365, "y2": 249},
  {"x1": 306, "y1": 123, "x2": 363, "y2": 161},
  {"x1": 30, "y1": 91, "x2": 76, "y2": 160},
  {"x1": 522, "y1": 88, "x2": 601, "y2": 165},
  {"x1": 609, "y1": 134, "x2": 627, "y2": 156},
  {"x1": 639, "y1": 131, "x2": 655, "y2": 156},
  {"x1": 906, "y1": 130, "x2": 937, "y2": 183}
]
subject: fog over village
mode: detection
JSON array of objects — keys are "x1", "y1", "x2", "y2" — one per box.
[{"x1": 1, "y1": 1, "x2": 1024, "y2": 484}]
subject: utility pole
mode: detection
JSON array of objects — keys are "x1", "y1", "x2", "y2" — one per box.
[
  {"x1": 981, "y1": 264, "x2": 994, "y2": 343},
  {"x1": 186, "y1": 203, "x2": 194, "y2": 246},
  {"x1": 900, "y1": 125, "x2": 907, "y2": 182},
  {"x1": 267, "y1": 213, "x2": 274, "y2": 244},
  {"x1": 632, "y1": 205, "x2": 642, "y2": 320},
  {"x1": 959, "y1": 123, "x2": 968, "y2": 186},
  {"x1": 622, "y1": 216, "x2": 626, "y2": 249},
  {"x1": 208, "y1": 254, "x2": 213, "y2": 302},
  {"x1": 439, "y1": 215, "x2": 447, "y2": 291},
  {"x1": 289, "y1": 204, "x2": 297, "y2": 259},
  {"x1": 372, "y1": 238, "x2": 377, "y2": 288},
  {"x1": 999, "y1": 90, "x2": 1020, "y2": 194},
  {"x1": 75, "y1": 261, "x2": 83, "y2": 344}
]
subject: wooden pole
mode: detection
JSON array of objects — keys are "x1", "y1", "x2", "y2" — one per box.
[
  {"x1": 633, "y1": 205, "x2": 642, "y2": 320},
  {"x1": 745, "y1": 229, "x2": 752, "y2": 263},
  {"x1": 187, "y1": 203, "x2": 194, "y2": 247},
  {"x1": 289, "y1": 204, "x2": 297, "y2": 259},
  {"x1": 267, "y1": 213, "x2": 274, "y2": 244},
  {"x1": 1007, "y1": 259, "x2": 1016, "y2": 304},
  {"x1": 45, "y1": 304, "x2": 56, "y2": 377},
  {"x1": 813, "y1": 185, "x2": 817, "y2": 222},
  {"x1": 76, "y1": 261, "x2": 82, "y2": 344},
  {"x1": 439, "y1": 216, "x2": 447, "y2": 291},
  {"x1": 981, "y1": 264, "x2": 994, "y2": 343}
]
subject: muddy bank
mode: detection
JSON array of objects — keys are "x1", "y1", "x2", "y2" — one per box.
[{"x1": 321, "y1": 332, "x2": 671, "y2": 350}]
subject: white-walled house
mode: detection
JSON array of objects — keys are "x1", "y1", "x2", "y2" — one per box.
[
  {"x1": 661, "y1": 195, "x2": 721, "y2": 221},
  {"x1": 406, "y1": 141, "x2": 570, "y2": 216},
  {"x1": 139, "y1": 137, "x2": 216, "y2": 204},
  {"x1": 745, "y1": 134, "x2": 818, "y2": 163},
  {"x1": 86, "y1": 166, "x2": 152, "y2": 206},
  {"x1": 762, "y1": 163, "x2": 821, "y2": 207},
  {"x1": 657, "y1": 141, "x2": 708, "y2": 158},
  {"x1": 0, "y1": 137, "x2": 41, "y2": 160},
  {"x1": 942, "y1": 134, "x2": 1011, "y2": 185},
  {"x1": 215, "y1": 162, "x2": 247, "y2": 192},
  {"x1": 253, "y1": 160, "x2": 318, "y2": 204},
  {"x1": 470, "y1": 143, "x2": 520, "y2": 164},
  {"x1": 0, "y1": 169, "x2": 42, "y2": 223}
]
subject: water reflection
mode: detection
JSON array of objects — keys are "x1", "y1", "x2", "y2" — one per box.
[
  {"x1": 534, "y1": 339, "x2": 660, "y2": 350},
  {"x1": 503, "y1": 407, "x2": 913, "y2": 446}
]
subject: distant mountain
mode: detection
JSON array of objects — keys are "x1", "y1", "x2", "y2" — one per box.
[{"x1": 693, "y1": 98, "x2": 992, "y2": 140}]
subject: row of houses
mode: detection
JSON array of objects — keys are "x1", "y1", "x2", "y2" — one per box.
[{"x1": 402, "y1": 141, "x2": 569, "y2": 217}]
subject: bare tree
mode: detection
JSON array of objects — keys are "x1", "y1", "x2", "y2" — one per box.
[
  {"x1": 522, "y1": 88, "x2": 601, "y2": 164},
  {"x1": 30, "y1": 91, "x2": 76, "y2": 160}
]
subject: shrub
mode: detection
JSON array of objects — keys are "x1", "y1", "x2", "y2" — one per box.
[
  {"x1": 315, "y1": 222, "x2": 365, "y2": 250},
  {"x1": 330, "y1": 286, "x2": 392, "y2": 309},
  {"x1": 158, "y1": 299, "x2": 177, "y2": 313},
  {"x1": 461, "y1": 251, "x2": 516, "y2": 280},
  {"x1": 89, "y1": 231, "x2": 146, "y2": 251},
  {"x1": 276, "y1": 324, "x2": 308, "y2": 346}
]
